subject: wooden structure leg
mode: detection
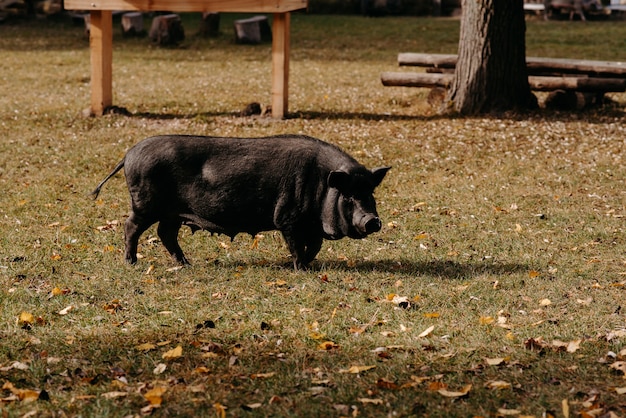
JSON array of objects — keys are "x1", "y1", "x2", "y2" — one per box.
[
  {"x1": 271, "y1": 13, "x2": 290, "y2": 118},
  {"x1": 89, "y1": 10, "x2": 113, "y2": 116}
]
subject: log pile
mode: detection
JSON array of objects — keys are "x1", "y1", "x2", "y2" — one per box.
[{"x1": 383, "y1": 53, "x2": 626, "y2": 94}]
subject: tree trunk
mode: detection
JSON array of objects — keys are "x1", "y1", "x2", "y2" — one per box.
[{"x1": 445, "y1": 0, "x2": 537, "y2": 114}]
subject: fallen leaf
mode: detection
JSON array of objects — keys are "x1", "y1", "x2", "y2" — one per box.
[
  {"x1": 485, "y1": 380, "x2": 512, "y2": 390},
  {"x1": 340, "y1": 365, "x2": 376, "y2": 374},
  {"x1": 539, "y1": 298, "x2": 552, "y2": 306},
  {"x1": 529, "y1": 270, "x2": 540, "y2": 278},
  {"x1": 153, "y1": 363, "x2": 167, "y2": 375},
  {"x1": 610, "y1": 361, "x2": 626, "y2": 375},
  {"x1": 136, "y1": 343, "x2": 156, "y2": 352},
  {"x1": 438, "y1": 384, "x2": 472, "y2": 398},
  {"x1": 562, "y1": 399, "x2": 570, "y2": 418},
  {"x1": 214, "y1": 403, "x2": 227, "y2": 418},
  {"x1": 243, "y1": 403, "x2": 262, "y2": 410},
  {"x1": 17, "y1": 312, "x2": 34, "y2": 327},
  {"x1": 101, "y1": 391, "x2": 128, "y2": 399},
  {"x1": 479, "y1": 316, "x2": 495, "y2": 325},
  {"x1": 423, "y1": 312, "x2": 440, "y2": 318},
  {"x1": 162, "y1": 345, "x2": 183, "y2": 360},
  {"x1": 144, "y1": 386, "x2": 167, "y2": 406},
  {"x1": 58, "y1": 305, "x2": 73, "y2": 315},
  {"x1": 318, "y1": 341, "x2": 339, "y2": 350},
  {"x1": 485, "y1": 357, "x2": 507, "y2": 366},
  {"x1": 251, "y1": 372, "x2": 276, "y2": 379},
  {"x1": 497, "y1": 408, "x2": 521, "y2": 416},
  {"x1": 376, "y1": 378, "x2": 399, "y2": 390},
  {"x1": 418, "y1": 325, "x2": 435, "y2": 338},
  {"x1": 358, "y1": 398, "x2": 383, "y2": 405}
]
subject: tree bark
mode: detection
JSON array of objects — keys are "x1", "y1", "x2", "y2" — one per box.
[{"x1": 445, "y1": 0, "x2": 537, "y2": 114}]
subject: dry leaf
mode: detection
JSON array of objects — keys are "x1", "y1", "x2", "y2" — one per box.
[
  {"x1": 479, "y1": 316, "x2": 495, "y2": 325},
  {"x1": 539, "y1": 298, "x2": 552, "y2": 306},
  {"x1": 144, "y1": 386, "x2": 167, "y2": 406},
  {"x1": 358, "y1": 398, "x2": 383, "y2": 405},
  {"x1": 214, "y1": 403, "x2": 227, "y2": 418},
  {"x1": 562, "y1": 399, "x2": 570, "y2": 418},
  {"x1": 529, "y1": 270, "x2": 540, "y2": 278},
  {"x1": 251, "y1": 372, "x2": 276, "y2": 379},
  {"x1": 438, "y1": 384, "x2": 472, "y2": 398},
  {"x1": 485, "y1": 380, "x2": 512, "y2": 390},
  {"x1": 17, "y1": 312, "x2": 34, "y2": 327},
  {"x1": 162, "y1": 345, "x2": 183, "y2": 360},
  {"x1": 497, "y1": 408, "x2": 521, "y2": 416},
  {"x1": 136, "y1": 343, "x2": 156, "y2": 352},
  {"x1": 153, "y1": 363, "x2": 167, "y2": 375},
  {"x1": 340, "y1": 365, "x2": 376, "y2": 374},
  {"x1": 101, "y1": 391, "x2": 128, "y2": 399},
  {"x1": 418, "y1": 325, "x2": 435, "y2": 338},
  {"x1": 318, "y1": 341, "x2": 339, "y2": 350},
  {"x1": 610, "y1": 361, "x2": 626, "y2": 375},
  {"x1": 423, "y1": 312, "x2": 440, "y2": 318},
  {"x1": 58, "y1": 305, "x2": 73, "y2": 315},
  {"x1": 485, "y1": 357, "x2": 506, "y2": 366}
]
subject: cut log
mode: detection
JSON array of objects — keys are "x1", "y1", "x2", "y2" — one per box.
[
  {"x1": 398, "y1": 53, "x2": 626, "y2": 78},
  {"x1": 121, "y1": 12, "x2": 144, "y2": 37},
  {"x1": 234, "y1": 15, "x2": 271, "y2": 44},
  {"x1": 149, "y1": 14, "x2": 185, "y2": 46},
  {"x1": 199, "y1": 12, "x2": 220, "y2": 37},
  {"x1": 381, "y1": 72, "x2": 626, "y2": 92}
]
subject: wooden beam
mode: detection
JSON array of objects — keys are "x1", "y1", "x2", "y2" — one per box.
[
  {"x1": 89, "y1": 10, "x2": 113, "y2": 116},
  {"x1": 381, "y1": 72, "x2": 626, "y2": 92},
  {"x1": 398, "y1": 52, "x2": 626, "y2": 78},
  {"x1": 65, "y1": 0, "x2": 307, "y2": 13},
  {"x1": 271, "y1": 12, "x2": 290, "y2": 118}
]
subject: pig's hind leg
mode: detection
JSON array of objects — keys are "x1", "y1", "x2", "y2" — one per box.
[
  {"x1": 124, "y1": 212, "x2": 155, "y2": 264},
  {"x1": 157, "y1": 219, "x2": 189, "y2": 265}
]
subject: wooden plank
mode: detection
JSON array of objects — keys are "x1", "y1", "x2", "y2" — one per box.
[
  {"x1": 271, "y1": 12, "x2": 290, "y2": 118},
  {"x1": 398, "y1": 53, "x2": 626, "y2": 77},
  {"x1": 89, "y1": 10, "x2": 113, "y2": 116},
  {"x1": 65, "y1": 0, "x2": 307, "y2": 13},
  {"x1": 381, "y1": 72, "x2": 626, "y2": 92}
]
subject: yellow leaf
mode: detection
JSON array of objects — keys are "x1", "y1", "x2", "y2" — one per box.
[
  {"x1": 529, "y1": 270, "x2": 540, "y2": 278},
  {"x1": 318, "y1": 341, "x2": 339, "y2": 350},
  {"x1": 340, "y1": 365, "x2": 376, "y2": 374},
  {"x1": 51, "y1": 287, "x2": 64, "y2": 296},
  {"x1": 539, "y1": 298, "x2": 552, "y2": 306},
  {"x1": 136, "y1": 343, "x2": 156, "y2": 352},
  {"x1": 194, "y1": 366, "x2": 210, "y2": 374},
  {"x1": 437, "y1": 384, "x2": 472, "y2": 398},
  {"x1": 144, "y1": 386, "x2": 167, "y2": 406},
  {"x1": 214, "y1": 403, "x2": 227, "y2": 418},
  {"x1": 251, "y1": 372, "x2": 276, "y2": 379},
  {"x1": 162, "y1": 345, "x2": 183, "y2": 360},
  {"x1": 349, "y1": 326, "x2": 366, "y2": 335},
  {"x1": 423, "y1": 312, "x2": 440, "y2": 318},
  {"x1": 479, "y1": 316, "x2": 495, "y2": 325},
  {"x1": 418, "y1": 325, "x2": 435, "y2": 338},
  {"x1": 18, "y1": 312, "x2": 34, "y2": 327},
  {"x1": 562, "y1": 399, "x2": 570, "y2": 418}
]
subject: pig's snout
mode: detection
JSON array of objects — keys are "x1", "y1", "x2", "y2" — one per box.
[{"x1": 364, "y1": 216, "x2": 382, "y2": 235}]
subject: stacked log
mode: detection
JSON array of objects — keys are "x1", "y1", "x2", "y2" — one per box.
[
  {"x1": 233, "y1": 15, "x2": 271, "y2": 44},
  {"x1": 149, "y1": 14, "x2": 185, "y2": 46}
]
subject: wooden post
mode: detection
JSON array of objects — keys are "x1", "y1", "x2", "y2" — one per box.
[
  {"x1": 271, "y1": 12, "x2": 290, "y2": 119},
  {"x1": 89, "y1": 10, "x2": 113, "y2": 116}
]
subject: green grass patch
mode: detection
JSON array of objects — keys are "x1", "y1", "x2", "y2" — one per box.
[{"x1": 1, "y1": 12, "x2": 626, "y2": 417}]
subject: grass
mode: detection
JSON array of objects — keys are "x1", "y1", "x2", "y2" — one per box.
[{"x1": 1, "y1": 11, "x2": 626, "y2": 417}]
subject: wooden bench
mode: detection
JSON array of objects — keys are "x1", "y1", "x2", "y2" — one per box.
[
  {"x1": 381, "y1": 53, "x2": 626, "y2": 106},
  {"x1": 64, "y1": 0, "x2": 308, "y2": 118}
]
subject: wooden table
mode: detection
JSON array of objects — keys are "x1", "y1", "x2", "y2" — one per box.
[{"x1": 64, "y1": 0, "x2": 308, "y2": 118}]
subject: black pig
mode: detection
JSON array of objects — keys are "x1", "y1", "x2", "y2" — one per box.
[{"x1": 92, "y1": 134, "x2": 390, "y2": 270}]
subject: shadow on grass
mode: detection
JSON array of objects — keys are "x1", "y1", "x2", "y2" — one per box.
[
  {"x1": 125, "y1": 106, "x2": 624, "y2": 125},
  {"x1": 219, "y1": 257, "x2": 530, "y2": 280}
]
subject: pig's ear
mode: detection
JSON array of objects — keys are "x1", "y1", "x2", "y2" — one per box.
[
  {"x1": 328, "y1": 170, "x2": 350, "y2": 191},
  {"x1": 371, "y1": 167, "x2": 391, "y2": 188}
]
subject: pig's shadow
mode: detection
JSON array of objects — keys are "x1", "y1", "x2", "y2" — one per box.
[{"x1": 240, "y1": 258, "x2": 529, "y2": 280}]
